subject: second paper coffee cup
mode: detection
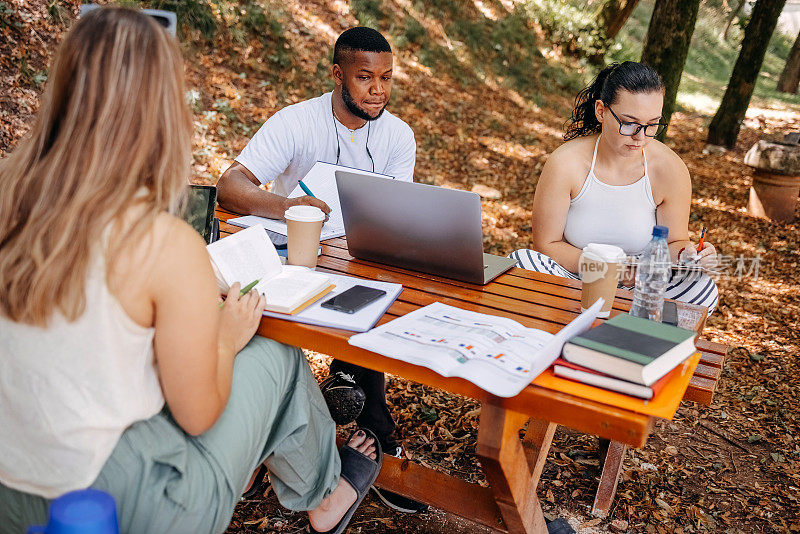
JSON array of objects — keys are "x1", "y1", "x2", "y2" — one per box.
[
  {"x1": 578, "y1": 243, "x2": 626, "y2": 318},
  {"x1": 285, "y1": 205, "x2": 325, "y2": 269}
]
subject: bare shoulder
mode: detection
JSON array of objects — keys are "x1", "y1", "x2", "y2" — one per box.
[
  {"x1": 108, "y1": 211, "x2": 210, "y2": 325},
  {"x1": 150, "y1": 213, "x2": 209, "y2": 269},
  {"x1": 113, "y1": 212, "x2": 207, "y2": 282},
  {"x1": 646, "y1": 140, "x2": 689, "y2": 182},
  {"x1": 548, "y1": 136, "x2": 595, "y2": 168},
  {"x1": 142, "y1": 214, "x2": 217, "y2": 310},
  {"x1": 645, "y1": 140, "x2": 690, "y2": 205},
  {"x1": 541, "y1": 135, "x2": 596, "y2": 186}
]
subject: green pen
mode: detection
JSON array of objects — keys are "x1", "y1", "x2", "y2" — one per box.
[{"x1": 219, "y1": 278, "x2": 261, "y2": 308}]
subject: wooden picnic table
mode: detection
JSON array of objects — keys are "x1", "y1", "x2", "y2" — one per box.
[{"x1": 216, "y1": 208, "x2": 707, "y2": 534}]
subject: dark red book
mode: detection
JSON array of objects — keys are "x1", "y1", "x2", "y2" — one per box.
[{"x1": 552, "y1": 358, "x2": 674, "y2": 400}]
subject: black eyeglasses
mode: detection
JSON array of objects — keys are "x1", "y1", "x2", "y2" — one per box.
[{"x1": 606, "y1": 106, "x2": 668, "y2": 138}]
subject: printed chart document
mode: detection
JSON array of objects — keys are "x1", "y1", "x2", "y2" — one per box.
[
  {"x1": 207, "y1": 225, "x2": 333, "y2": 314},
  {"x1": 262, "y1": 273, "x2": 402, "y2": 332},
  {"x1": 227, "y1": 162, "x2": 392, "y2": 240},
  {"x1": 348, "y1": 299, "x2": 603, "y2": 397}
]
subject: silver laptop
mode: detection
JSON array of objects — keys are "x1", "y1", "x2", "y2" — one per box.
[{"x1": 335, "y1": 170, "x2": 517, "y2": 285}]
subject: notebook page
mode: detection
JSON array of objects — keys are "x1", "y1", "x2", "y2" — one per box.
[
  {"x1": 260, "y1": 273, "x2": 402, "y2": 332},
  {"x1": 287, "y1": 162, "x2": 345, "y2": 239},
  {"x1": 348, "y1": 300, "x2": 603, "y2": 398}
]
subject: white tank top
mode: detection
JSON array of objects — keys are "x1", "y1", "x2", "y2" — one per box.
[
  {"x1": 0, "y1": 252, "x2": 163, "y2": 498},
  {"x1": 563, "y1": 136, "x2": 657, "y2": 255}
]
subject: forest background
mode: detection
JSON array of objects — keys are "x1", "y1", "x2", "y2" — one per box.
[{"x1": 1, "y1": 0, "x2": 799, "y2": 532}]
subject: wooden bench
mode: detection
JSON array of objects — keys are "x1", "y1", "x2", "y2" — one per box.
[
  {"x1": 590, "y1": 337, "x2": 729, "y2": 517},
  {"x1": 684, "y1": 338, "x2": 728, "y2": 405}
]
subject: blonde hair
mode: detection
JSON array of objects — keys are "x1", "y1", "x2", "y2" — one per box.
[{"x1": 0, "y1": 7, "x2": 192, "y2": 325}]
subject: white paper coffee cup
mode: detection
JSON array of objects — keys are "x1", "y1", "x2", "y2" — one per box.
[
  {"x1": 284, "y1": 205, "x2": 326, "y2": 223},
  {"x1": 285, "y1": 206, "x2": 325, "y2": 268},
  {"x1": 579, "y1": 243, "x2": 626, "y2": 317}
]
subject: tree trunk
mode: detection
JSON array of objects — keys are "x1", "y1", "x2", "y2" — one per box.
[
  {"x1": 598, "y1": 0, "x2": 641, "y2": 40},
  {"x1": 640, "y1": 0, "x2": 701, "y2": 141},
  {"x1": 707, "y1": 0, "x2": 787, "y2": 148},
  {"x1": 722, "y1": 0, "x2": 744, "y2": 41},
  {"x1": 777, "y1": 30, "x2": 800, "y2": 94}
]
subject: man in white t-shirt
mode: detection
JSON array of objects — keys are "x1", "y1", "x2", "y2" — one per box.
[
  {"x1": 217, "y1": 27, "x2": 425, "y2": 514},
  {"x1": 217, "y1": 30, "x2": 415, "y2": 216}
]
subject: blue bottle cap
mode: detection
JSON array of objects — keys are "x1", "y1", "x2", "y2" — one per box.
[
  {"x1": 652, "y1": 225, "x2": 668, "y2": 239},
  {"x1": 29, "y1": 489, "x2": 118, "y2": 534}
]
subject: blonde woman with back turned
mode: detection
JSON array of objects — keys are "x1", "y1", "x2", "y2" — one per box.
[{"x1": 0, "y1": 8, "x2": 381, "y2": 534}]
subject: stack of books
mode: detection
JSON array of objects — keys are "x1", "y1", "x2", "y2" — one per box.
[{"x1": 557, "y1": 313, "x2": 696, "y2": 400}]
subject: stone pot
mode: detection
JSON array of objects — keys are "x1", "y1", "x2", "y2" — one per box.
[{"x1": 744, "y1": 140, "x2": 800, "y2": 223}]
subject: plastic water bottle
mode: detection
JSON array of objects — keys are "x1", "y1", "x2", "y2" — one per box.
[{"x1": 630, "y1": 225, "x2": 671, "y2": 322}]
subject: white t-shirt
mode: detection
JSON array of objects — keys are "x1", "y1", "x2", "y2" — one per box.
[{"x1": 235, "y1": 92, "x2": 416, "y2": 196}]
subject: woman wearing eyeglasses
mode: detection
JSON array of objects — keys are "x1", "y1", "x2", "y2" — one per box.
[{"x1": 511, "y1": 61, "x2": 719, "y2": 312}]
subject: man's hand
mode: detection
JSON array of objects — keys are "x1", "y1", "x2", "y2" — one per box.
[
  {"x1": 218, "y1": 162, "x2": 330, "y2": 220},
  {"x1": 283, "y1": 195, "x2": 331, "y2": 221}
]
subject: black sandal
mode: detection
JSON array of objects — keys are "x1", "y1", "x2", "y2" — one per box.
[
  {"x1": 546, "y1": 518, "x2": 576, "y2": 534},
  {"x1": 241, "y1": 464, "x2": 270, "y2": 501},
  {"x1": 309, "y1": 428, "x2": 383, "y2": 534}
]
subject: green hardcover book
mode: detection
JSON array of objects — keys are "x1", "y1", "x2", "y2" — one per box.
[{"x1": 561, "y1": 314, "x2": 696, "y2": 386}]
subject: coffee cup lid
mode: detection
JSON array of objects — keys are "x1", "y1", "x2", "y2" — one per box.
[
  {"x1": 284, "y1": 205, "x2": 325, "y2": 222},
  {"x1": 582, "y1": 243, "x2": 626, "y2": 263}
]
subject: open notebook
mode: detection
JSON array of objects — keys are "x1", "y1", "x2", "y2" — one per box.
[{"x1": 207, "y1": 225, "x2": 333, "y2": 314}]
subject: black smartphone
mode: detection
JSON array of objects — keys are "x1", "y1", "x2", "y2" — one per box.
[
  {"x1": 320, "y1": 285, "x2": 387, "y2": 314},
  {"x1": 662, "y1": 300, "x2": 678, "y2": 326}
]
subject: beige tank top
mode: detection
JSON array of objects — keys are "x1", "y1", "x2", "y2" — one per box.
[{"x1": 0, "y1": 252, "x2": 163, "y2": 498}]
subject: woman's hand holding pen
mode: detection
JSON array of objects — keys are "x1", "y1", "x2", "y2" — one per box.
[
  {"x1": 218, "y1": 282, "x2": 266, "y2": 355},
  {"x1": 680, "y1": 242, "x2": 718, "y2": 269},
  {"x1": 677, "y1": 226, "x2": 717, "y2": 269}
]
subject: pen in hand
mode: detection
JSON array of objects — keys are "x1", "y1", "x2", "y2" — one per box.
[
  {"x1": 219, "y1": 278, "x2": 261, "y2": 308},
  {"x1": 697, "y1": 226, "x2": 707, "y2": 252},
  {"x1": 298, "y1": 180, "x2": 315, "y2": 198},
  {"x1": 297, "y1": 179, "x2": 331, "y2": 221}
]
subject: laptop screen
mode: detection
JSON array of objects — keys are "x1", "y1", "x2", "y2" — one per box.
[{"x1": 181, "y1": 185, "x2": 217, "y2": 243}]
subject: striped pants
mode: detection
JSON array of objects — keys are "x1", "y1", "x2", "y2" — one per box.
[{"x1": 509, "y1": 249, "x2": 718, "y2": 314}]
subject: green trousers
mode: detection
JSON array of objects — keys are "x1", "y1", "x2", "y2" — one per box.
[{"x1": 0, "y1": 337, "x2": 340, "y2": 534}]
